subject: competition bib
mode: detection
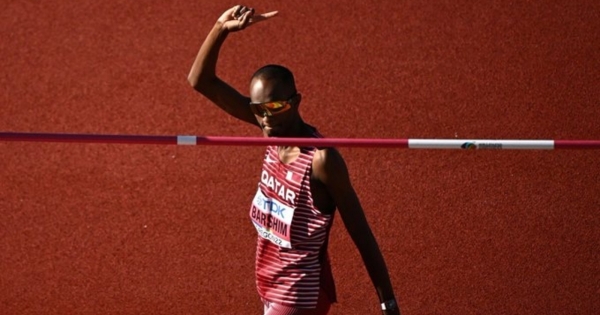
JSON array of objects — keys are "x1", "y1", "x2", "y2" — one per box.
[{"x1": 250, "y1": 188, "x2": 295, "y2": 248}]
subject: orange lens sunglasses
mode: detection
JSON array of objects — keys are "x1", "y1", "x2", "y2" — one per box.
[{"x1": 249, "y1": 95, "x2": 295, "y2": 117}]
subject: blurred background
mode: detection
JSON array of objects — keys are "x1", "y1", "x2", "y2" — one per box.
[{"x1": 1, "y1": 1, "x2": 599, "y2": 314}]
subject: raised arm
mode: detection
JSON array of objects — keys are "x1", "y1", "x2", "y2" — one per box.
[
  {"x1": 187, "y1": 5, "x2": 278, "y2": 125},
  {"x1": 313, "y1": 148, "x2": 401, "y2": 315}
]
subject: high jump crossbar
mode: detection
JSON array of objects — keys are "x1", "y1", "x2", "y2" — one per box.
[{"x1": 1, "y1": 132, "x2": 599, "y2": 150}]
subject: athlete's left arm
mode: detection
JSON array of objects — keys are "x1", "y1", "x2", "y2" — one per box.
[{"x1": 313, "y1": 148, "x2": 401, "y2": 315}]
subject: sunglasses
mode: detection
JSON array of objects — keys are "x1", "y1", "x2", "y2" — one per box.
[{"x1": 249, "y1": 95, "x2": 296, "y2": 117}]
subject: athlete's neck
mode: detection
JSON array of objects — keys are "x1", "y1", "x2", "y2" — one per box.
[
  {"x1": 285, "y1": 120, "x2": 313, "y2": 136},
  {"x1": 276, "y1": 120, "x2": 314, "y2": 150}
]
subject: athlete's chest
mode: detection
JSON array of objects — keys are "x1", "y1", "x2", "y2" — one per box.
[
  {"x1": 258, "y1": 167, "x2": 299, "y2": 205},
  {"x1": 261, "y1": 147, "x2": 335, "y2": 214}
]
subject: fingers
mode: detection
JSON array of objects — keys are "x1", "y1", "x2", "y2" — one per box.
[
  {"x1": 218, "y1": 5, "x2": 245, "y2": 24},
  {"x1": 223, "y1": 5, "x2": 277, "y2": 31},
  {"x1": 231, "y1": 5, "x2": 242, "y2": 18},
  {"x1": 237, "y1": 10, "x2": 253, "y2": 30},
  {"x1": 260, "y1": 11, "x2": 279, "y2": 19},
  {"x1": 232, "y1": 5, "x2": 253, "y2": 19},
  {"x1": 250, "y1": 11, "x2": 279, "y2": 24}
]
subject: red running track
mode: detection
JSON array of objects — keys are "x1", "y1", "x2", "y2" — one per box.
[{"x1": 1, "y1": 1, "x2": 599, "y2": 314}]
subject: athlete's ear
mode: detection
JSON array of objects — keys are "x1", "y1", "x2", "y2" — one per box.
[{"x1": 293, "y1": 93, "x2": 302, "y2": 107}]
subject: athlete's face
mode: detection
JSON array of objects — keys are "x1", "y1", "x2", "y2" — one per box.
[{"x1": 249, "y1": 78, "x2": 300, "y2": 137}]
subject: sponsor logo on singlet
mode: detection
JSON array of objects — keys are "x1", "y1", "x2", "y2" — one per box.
[{"x1": 250, "y1": 188, "x2": 295, "y2": 248}]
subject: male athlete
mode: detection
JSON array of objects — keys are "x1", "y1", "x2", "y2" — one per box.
[{"x1": 187, "y1": 5, "x2": 400, "y2": 315}]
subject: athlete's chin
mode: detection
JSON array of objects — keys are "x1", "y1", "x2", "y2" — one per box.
[
  {"x1": 264, "y1": 131, "x2": 283, "y2": 137},
  {"x1": 263, "y1": 126, "x2": 284, "y2": 137}
]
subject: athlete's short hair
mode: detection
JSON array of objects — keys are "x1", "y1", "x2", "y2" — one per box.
[{"x1": 251, "y1": 64, "x2": 297, "y2": 93}]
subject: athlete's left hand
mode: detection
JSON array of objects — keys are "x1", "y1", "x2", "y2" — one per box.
[
  {"x1": 382, "y1": 309, "x2": 401, "y2": 315},
  {"x1": 381, "y1": 302, "x2": 401, "y2": 315}
]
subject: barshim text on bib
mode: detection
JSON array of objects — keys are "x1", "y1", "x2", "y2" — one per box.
[{"x1": 250, "y1": 188, "x2": 295, "y2": 248}]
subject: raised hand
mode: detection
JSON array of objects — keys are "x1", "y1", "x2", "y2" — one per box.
[{"x1": 217, "y1": 5, "x2": 278, "y2": 32}]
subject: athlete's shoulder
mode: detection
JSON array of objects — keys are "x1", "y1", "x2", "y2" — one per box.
[{"x1": 312, "y1": 146, "x2": 347, "y2": 181}]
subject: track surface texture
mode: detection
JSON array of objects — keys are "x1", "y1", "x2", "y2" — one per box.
[{"x1": 1, "y1": 1, "x2": 599, "y2": 314}]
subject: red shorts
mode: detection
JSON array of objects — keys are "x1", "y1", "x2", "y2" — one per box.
[{"x1": 262, "y1": 288, "x2": 331, "y2": 315}]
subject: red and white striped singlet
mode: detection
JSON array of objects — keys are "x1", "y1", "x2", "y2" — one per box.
[{"x1": 249, "y1": 135, "x2": 337, "y2": 309}]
